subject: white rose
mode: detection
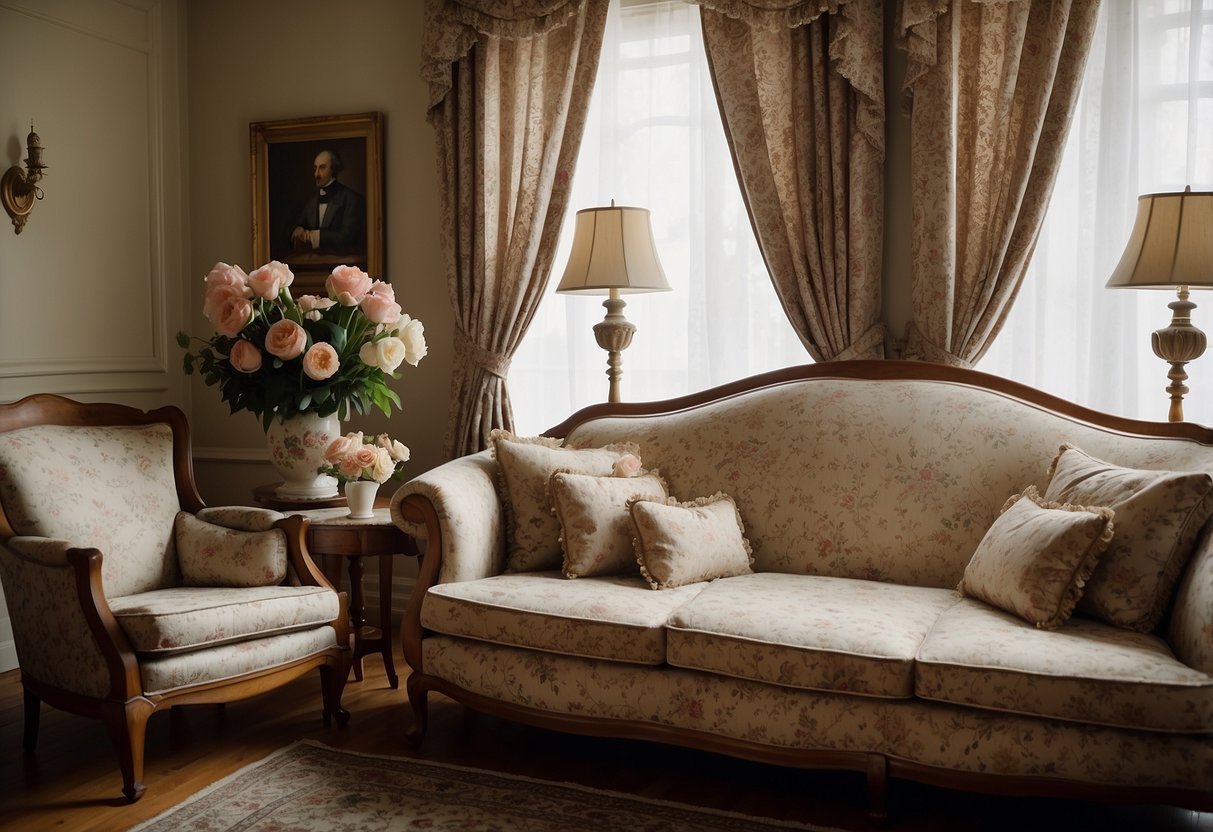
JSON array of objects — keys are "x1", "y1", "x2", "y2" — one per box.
[
  {"x1": 394, "y1": 316, "x2": 427, "y2": 366},
  {"x1": 359, "y1": 337, "x2": 406, "y2": 373},
  {"x1": 370, "y1": 446, "x2": 397, "y2": 482}
]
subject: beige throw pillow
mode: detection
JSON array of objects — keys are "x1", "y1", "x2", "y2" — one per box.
[
  {"x1": 629, "y1": 493, "x2": 754, "y2": 590},
  {"x1": 958, "y1": 487, "x2": 1114, "y2": 630},
  {"x1": 175, "y1": 512, "x2": 288, "y2": 587},
  {"x1": 1043, "y1": 443, "x2": 1213, "y2": 632},
  {"x1": 550, "y1": 471, "x2": 669, "y2": 579},
  {"x1": 491, "y1": 430, "x2": 640, "y2": 572}
]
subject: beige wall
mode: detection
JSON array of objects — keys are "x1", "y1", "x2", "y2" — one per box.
[
  {"x1": 0, "y1": 0, "x2": 189, "y2": 672},
  {"x1": 185, "y1": 0, "x2": 454, "y2": 509}
]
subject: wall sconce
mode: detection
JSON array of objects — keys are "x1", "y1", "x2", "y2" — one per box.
[{"x1": 2, "y1": 123, "x2": 47, "y2": 234}]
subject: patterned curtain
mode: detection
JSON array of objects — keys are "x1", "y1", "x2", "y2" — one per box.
[
  {"x1": 422, "y1": 0, "x2": 610, "y2": 457},
  {"x1": 899, "y1": 0, "x2": 1101, "y2": 366},
  {"x1": 692, "y1": 0, "x2": 886, "y2": 361}
]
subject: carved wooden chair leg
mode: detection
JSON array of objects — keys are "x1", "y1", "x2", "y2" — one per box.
[
  {"x1": 405, "y1": 673, "x2": 428, "y2": 747},
  {"x1": 101, "y1": 700, "x2": 152, "y2": 803},
  {"x1": 866, "y1": 754, "x2": 888, "y2": 826},
  {"x1": 320, "y1": 664, "x2": 350, "y2": 728},
  {"x1": 22, "y1": 687, "x2": 39, "y2": 754}
]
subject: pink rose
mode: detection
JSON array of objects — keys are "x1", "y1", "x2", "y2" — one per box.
[
  {"x1": 326, "y1": 265, "x2": 373, "y2": 305},
  {"x1": 291, "y1": 293, "x2": 334, "y2": 320},
  {"x1": 360, "y1": 291, "x2": 402, "y2": 325},
  {"x1": 324, "y1": 431, "x2": 363, "y2": 464},
  {"x1": 204, "y1": 262, "x2": 249, "y2": 291},
  {"x1": 211, "y1": 296, "x2": 253, "y2": 337},
  {"x1": 247, "y1": 261, "x2": 295, "y2": 300},
  {"x1": 302, "y1": 342, "x2": 339, "y2": 380},
  {"x1": 352, "y1": 444, "x2": 378, "y2": 470},
  {"x1": 339, "y1": 456, "x2": 364, "y2": 479},
  {"x1": 204, "y1": 284, "x2": 250, "y2": 330},
  {"x1": 229, "y1": 339, "x2": 262, "y2": 373},
  {"x1": 612, "y1": 454, "x2": 642, "y2": 477},
  {"x1": 368, "y1": 280, "x2": 395, "y2": 301},
  {"x1": 265, "y1": 319, "x2": 307, "y2": 360}
]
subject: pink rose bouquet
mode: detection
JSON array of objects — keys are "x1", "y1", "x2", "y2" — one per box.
[
  {"x1": 178, "y1": 261, "x2": 426, "y2": 428},
  {"x1": 318, "y1": 431, "x2": 411, "y2": 484}
]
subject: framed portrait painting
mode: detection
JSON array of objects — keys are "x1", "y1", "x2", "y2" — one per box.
[{"x1": 250, "y1": 111, "x2": 384, "y2": 293}]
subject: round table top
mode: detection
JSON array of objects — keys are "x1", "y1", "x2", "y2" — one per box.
[{"x1": 287, "y1": 505, "x2": 394, "y2": 526}]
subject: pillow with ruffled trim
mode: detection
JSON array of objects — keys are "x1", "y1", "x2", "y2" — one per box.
[
  {"x1": 1043, "y1": 443, "x2": 1213, "y2": 632},
  {"x1": 490, "y1": 430, "x2": 641, "y2": 572},
  {"x1": 628, "y1": 492, "x2": 754, "y2": 590},
  {"x1": 958, "y1": 486, "x2": 1114, "y2": 630},
  {"x1": 549, "y1": 469, "x2": 668, "y2": 579}
]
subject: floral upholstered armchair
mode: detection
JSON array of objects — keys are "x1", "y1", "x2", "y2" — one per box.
[{"x1": 0, "y1": 394, "x2": 350, "y2": 802}]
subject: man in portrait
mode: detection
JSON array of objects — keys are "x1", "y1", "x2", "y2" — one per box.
[{"x1": 290, "y1": 149, "x2": 365, "y2": 256}]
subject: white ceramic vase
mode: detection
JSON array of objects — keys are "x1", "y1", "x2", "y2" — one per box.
[
  {"x1": 344, "y1": 480, "x2": 378, "y2": 519},
  {"x1": 265, "y1": 411, "x2": 340, "y2": 499}
]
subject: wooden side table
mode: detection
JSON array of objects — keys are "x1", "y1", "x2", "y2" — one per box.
[{"x1": 253, "y1": 485, "x2": 417, "y2": 688}]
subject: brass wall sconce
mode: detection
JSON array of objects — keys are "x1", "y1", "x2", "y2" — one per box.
[{"x1": 2, "y1": 123, "x2": 48, "y2": 234}]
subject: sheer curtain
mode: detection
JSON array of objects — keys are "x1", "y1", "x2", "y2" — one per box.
[
  {"x1": 978, "y1": 1, "x2": 1213, "y2": 424},
  {"x1": 509, "y1": 0, "x2": 807, "y2": 435}
]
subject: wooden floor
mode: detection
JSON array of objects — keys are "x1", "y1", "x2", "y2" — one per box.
[{"x1": 0, "y1": 659, "x2": 1209, "y2": 832}]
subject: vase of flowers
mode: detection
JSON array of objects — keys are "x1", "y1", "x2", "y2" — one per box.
[
  {"x1": 179, "y1": 261, "x2": 425, "y2": 499},
  {"x1": 319, "y1": 431, "x2": 411, "y2": 519}
]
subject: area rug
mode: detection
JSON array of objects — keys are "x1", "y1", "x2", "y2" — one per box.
[{"x1": 131, "y1": 739, "x2": 840, "y2": 831}]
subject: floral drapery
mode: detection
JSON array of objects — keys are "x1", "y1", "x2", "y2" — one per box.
[
  {"x1": 693, "y1": 0, "x2": 886, "y2": 361},
  {"x1": 899, "y1": 0, "x2": 1101, "y2": 366},
  {"x1": 423, "y1": 0, "x2": 609, "y2": 457}
]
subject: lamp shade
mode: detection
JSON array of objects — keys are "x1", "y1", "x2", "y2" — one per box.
[
  {"x1": 555, "y1": 204, "x2": 671, "y2": 295},
  {"x1": 1107, "y1": 187, "x2": 1213, "y2": 290}
]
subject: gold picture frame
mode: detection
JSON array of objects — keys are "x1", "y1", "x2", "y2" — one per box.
[{"x1": 250, "y1": 111, "x2": 384, "y2": 293}]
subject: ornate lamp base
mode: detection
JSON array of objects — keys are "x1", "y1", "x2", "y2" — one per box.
[
  {"x1": 1151, "y1": 285, "x2": 1207, "y2": 422},
  {"x1": 592, "y1": 289, "x2": 636, "y2": 404}
]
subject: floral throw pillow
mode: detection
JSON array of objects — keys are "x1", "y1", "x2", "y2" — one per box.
[
  {"x1": 550, "y1": 471, "x2": 668, "y2": 579},
  {"x1": 490, "y1": 430, "x2": 641, "y2": 572},
  {"x1": 958, "y1": 486, "x2": 1115, "y2": 630},
  {"x1": 629, "y1": 492, "x2": 754, "y2": 590},
  {"x1": 175, "y1": 512, "x2": 288, "y2": 587},
  {"x1": 1043, "y1": 443, "x2": 1213, "y2": 632}
]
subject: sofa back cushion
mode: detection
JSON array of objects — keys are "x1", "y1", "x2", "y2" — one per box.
[
  {"x1": 0, "y1": 423, "x2": 181, "y2": 596},
  {"x1": 562, "y1": 377, "x2": 1213, "y2": 589}
]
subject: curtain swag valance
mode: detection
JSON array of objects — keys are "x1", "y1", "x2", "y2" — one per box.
[
  {"x1": 687, "y1": 0, "x2": 843, "y2": 30},
  {"x1": 422, "y1": 0, "x2": 591, "y2": 111}
]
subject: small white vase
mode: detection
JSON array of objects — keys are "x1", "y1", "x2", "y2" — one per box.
[
  {"x1": 265, "y1": 411, "x2": 340, "y2": 499},
  {"x1": 344, "y1": 480, "x2": 378, "y2": 520}
]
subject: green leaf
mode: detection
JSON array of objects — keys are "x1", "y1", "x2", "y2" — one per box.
[
  {"x1": 176, "y1": 331, "x2": 190, "y2": 348},
  {"x1": 182, "y1": 354, "x2": 195, "y2": 374}
]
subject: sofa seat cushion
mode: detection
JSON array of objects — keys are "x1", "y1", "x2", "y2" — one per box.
[
  {"x1": 109, "y1": 585, "x2": 339, "y2": 656},
  {"x1": 422, "y1": 572, "x2": 707, "y2": 665},
  {"x1": 916, "y1": 598, "x2": 1213, "y2": 733},
  {"x1": 665, "y1": 573, "x2": 960, "y2": 698}
]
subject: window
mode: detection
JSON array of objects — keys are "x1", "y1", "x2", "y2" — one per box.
[
  {"x1": 978, "y1": 1, "x2": 1213, "y2": 423},
  {"x1": 509, "y1": 0, "x2": 806, "y2": 435}
]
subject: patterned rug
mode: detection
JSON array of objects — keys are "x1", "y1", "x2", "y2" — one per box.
[{"x1": 131, "y1": 740, "x2": 838, "y2": 831}]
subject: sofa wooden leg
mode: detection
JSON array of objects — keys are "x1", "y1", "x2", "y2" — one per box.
[
  {"x1": 22, "y1": 687, "x2": 39, "y2": 754},
  {"x1": 405, "y1": 673, "x2": 428, "y2": 747},
  {"x1": 866, "y1": 754, "x2": 888, "y2": 825},
  {"x1": 101, "y1": 700, "x2": 152, "y2": 803}
]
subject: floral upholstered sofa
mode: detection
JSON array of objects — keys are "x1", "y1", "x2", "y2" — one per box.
[{"x1": 391, "y1": 361, "x2": 1213, "y2": 819}]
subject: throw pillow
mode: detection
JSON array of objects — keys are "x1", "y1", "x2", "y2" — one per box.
[
  {"x1": 549, "y1": 470, "x2": 669, "y2": 579},
  {"x1": 958, "y1": 486, "x2": 1114, "y2": 630},
  {"x1": 1043, "y1": 443, "x2": 1213, "y2": 632},
  {"x1": 491, "y1": 430, "x2": 641, "y2": 572},
  {"x1": 175, "y1": 512, "x2": 288, "y2": 587},
  {"x1": 629, "y1": 492, "x2": 754, "y2": 590}
]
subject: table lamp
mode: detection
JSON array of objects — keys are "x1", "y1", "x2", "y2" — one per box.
[
  {"x1": 555, "y1": 202, "x2": 671, "y2": 402},
  {"x1": 1107, "y1": 186, "x2": 1213, "y2": 422}
]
